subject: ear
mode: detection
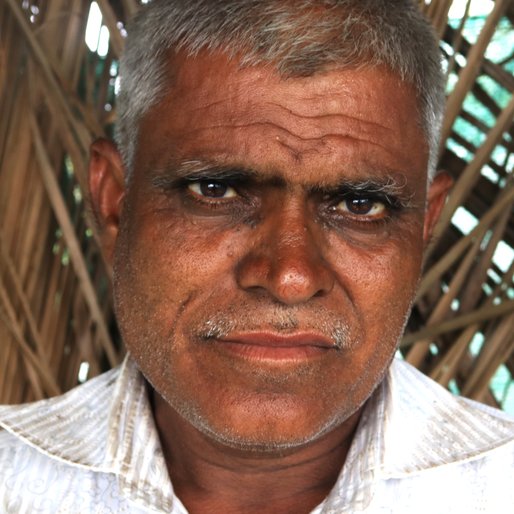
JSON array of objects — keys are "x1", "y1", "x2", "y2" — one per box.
[
  {"x1": 423, "y1": 171, "x2": 453, "y2": 245},
  {"x1": 88, "y1": 139, "x2": 126, "y2": 266}
]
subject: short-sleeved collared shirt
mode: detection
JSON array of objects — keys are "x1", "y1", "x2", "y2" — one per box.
[{"x1": 1, "y1": 357, "x2": 513, "y2": 513}]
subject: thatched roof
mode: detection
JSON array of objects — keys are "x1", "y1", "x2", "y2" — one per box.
[{"x1": 0, "y1": 0, "x2": 513, "y2": 411}]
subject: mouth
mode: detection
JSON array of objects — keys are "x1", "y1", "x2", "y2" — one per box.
[{"x1": 214, "y1": 331, "x2": 339, "y2": 362}]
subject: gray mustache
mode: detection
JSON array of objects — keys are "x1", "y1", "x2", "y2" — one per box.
[{"x1": 196, "y1": 309, "x2": 353, "y2": 350}]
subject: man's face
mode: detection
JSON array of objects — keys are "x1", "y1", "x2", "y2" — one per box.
[{"x1": 110, "y1": 54, "x2": 440, "y2": 450}]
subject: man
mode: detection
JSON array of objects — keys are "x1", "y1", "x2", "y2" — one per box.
[{"x1": 1, "y1": 0, "x2": 513, "y2": 512}]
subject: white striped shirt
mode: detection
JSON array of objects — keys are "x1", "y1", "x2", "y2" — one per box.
[{"x1": 1, "y1": 357, "x2": 513, "y2": 513}]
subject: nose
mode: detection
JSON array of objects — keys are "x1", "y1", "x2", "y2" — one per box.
[{"x1": 235, "y1": 203, "x2": 335, "y2": 305}]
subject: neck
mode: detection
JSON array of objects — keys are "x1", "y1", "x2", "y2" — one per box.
[{"x1": 151, "y1": 390, "x2": 363, "y2": 514}]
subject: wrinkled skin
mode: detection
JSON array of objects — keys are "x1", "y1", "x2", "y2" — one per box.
[{"x1": 89, "y1": 53, "x2": 451, "y2": 513}]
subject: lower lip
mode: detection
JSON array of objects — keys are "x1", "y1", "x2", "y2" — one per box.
[{"x1": 215, "y1": 341, "x2": 329, "y2": 362}]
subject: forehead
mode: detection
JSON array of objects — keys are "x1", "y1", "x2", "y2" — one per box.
[{"x1": 136, "y1": 53, "x2": 428, "y2": 188}]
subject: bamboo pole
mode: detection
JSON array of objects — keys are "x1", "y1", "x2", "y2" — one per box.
[
  {"x1": 406, "y1": 232, "x2": 484, "y2": 367},
  {"x1": 0, "y1": 282, "x2": 60, "y2": 397},
  {"x1": 440, "y1": 0, "x2": 511, "y2": 147},
  {"x1": 4, "y1": 0, "x2": 91, "y2": 154},
  {"x1": 461, "y1": 314, "x2": 514, "y2": 400},
  {"x1": 31, "y1": 115, "x2": 119, "y2": 368},
  {"x1": 430, "y1": 257, "x2": 514, "y2": 386},
  {"x1": 459, "y1": 208, "x2": 512, "y2": 314},
  {"x1": 418, "y1": 183, "x2": 514, "y2": 299},
  {"x1": 432, "y1": 0, "x2": 453, "y2": 39},
  {"x1": 402, "y1": 298, "x2": 514, "y2": 346},
  {"x1": 433, "y1": 92, "x2": 514, "y2": 246},
  {"x1": 120, "y1": 0, "x2": 140, "y2": 20},
  {"x1": 0, "y1": 233, "x2": 53, "y2": 371},
  {"x1": 97, "y1": 0, "x2": 125, "y2": 58},
  {"x1": 445, "y1": 0, "x2": 472, "y2": 81}
]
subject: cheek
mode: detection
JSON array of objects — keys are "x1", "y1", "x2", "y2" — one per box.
[
  {"x1": 125, "y1": 209, "x2": 239, "y2": 284},
  {"x1": 112, "y1": 208, "x2": 247, "y2": 345},
  {"x1": 329, "y1": 230, "x2": 424, "y2": 337}
]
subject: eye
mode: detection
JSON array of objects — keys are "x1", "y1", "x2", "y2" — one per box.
[
  {"x1": 334, "y1": 197, "x2": 387, "y2": 218},
  {"x1": 188, "y1": 180, "x2": 238, "y2": 199}
]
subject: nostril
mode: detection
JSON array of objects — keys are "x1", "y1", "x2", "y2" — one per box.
[{"x1": 313, "y1": 288, "x2": 329, "y2": 298}]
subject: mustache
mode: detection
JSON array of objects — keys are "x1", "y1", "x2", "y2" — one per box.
[{"x1": 192, "y1": 305, "x2": 354, "y2": 350}]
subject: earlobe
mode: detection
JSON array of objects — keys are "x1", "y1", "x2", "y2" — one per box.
[
  {"x1": 423, "y1": 171, "x2": 453, "y2": 245},
  {"x1": 88, "y1": 139, "x2": 126, "y2": 265}
]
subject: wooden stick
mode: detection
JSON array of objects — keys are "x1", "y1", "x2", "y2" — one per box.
[
  {"x1": 461, "y1": 314, "x2": 514, "y2": 400},
  {"x1": 445, "y1": 0, "x2": 472, "y2": 80},
  {"x1": 0, "y1": 283, "x2": 60, "y2": 397},
  {"x1": 4, "y1": 0, "x2": 89, "y2": 153},
  {"x1": 433, "y1": 92, "x2": 514, "y2": 245},
  {"x1": 0, "y1": 232, "x2": 55, "y2": 370},
  {"x1": 430, "y1": 256, "x2": 514, "y2": 386},
  {"x1": 120, "y1": 0, "x2": 140, "y2": 20},
  {"x1": 31, "y1": 115, "x2": 119, "y2": 367},
  {"x1": 440, "y1": 0, "x2": 511, "y2": 146},
  {"x1": 97, "y1": 0, "x2": 125, "y2": 58},
  {"x1": 402, "y1": 298, "x2": 514, "y2": 345},
  {"x1": 406, "y1": 232, "x2": 484, "y2": 367},
  {"x1": 418, "y1": 183, "x2": 514, "y2": 298}
]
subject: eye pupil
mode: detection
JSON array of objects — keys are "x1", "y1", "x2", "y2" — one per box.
[
  {"x1": 347, "y1": 198, "x2": 373, "y2": 214},
  {"x1": 200, "y1": 181, "x2": 227, "y2": 198}
]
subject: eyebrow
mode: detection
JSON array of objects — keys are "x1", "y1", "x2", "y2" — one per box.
[
  {"x1": 151, "y1": 158, "x2": 417, "y2": 208},
  {"x1": 312, "y1": 176, "x2": 416, "y2": 208},
  {"x1": 151, "y1": 160, "x2": 260, "y2": 189}
]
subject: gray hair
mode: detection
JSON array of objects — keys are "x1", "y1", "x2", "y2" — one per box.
[{"x1": 115, "y1": 0, "x2": 445, "y2": 181}]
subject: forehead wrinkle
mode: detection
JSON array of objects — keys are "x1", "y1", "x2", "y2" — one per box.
[
  {"x1": 269, "y1": 102, "x2": 392, "y2": 133},
  {"x1": 177, "y1": 85, "x2": 394, "y2": 140},
  {"x1": 188, "y1": 96, "x2": 398, "y2": 153},
  {"x1": 176, "y1": 120, "x2": 396, "y2": 157},
  {"x1": 182, "y1": 80, "x2": 392, "y2": 138},
  {"x1": 173, "y1": 71, "x2": 267, "y2": 116},
  {"x1": 186, "y1": 84, "x2": 257, "y2": 114},
  {"x1": 274, "y1": 130, "x2": 395, "y2": 156},
  {"x1": 262, "y1": 111, "x2": 395, "y2": 160}
]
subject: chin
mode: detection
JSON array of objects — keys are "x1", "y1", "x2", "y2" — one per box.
[
  {"x1": 195, "y1": 422, "x2": 332, "y2": 455},
  {"x1": 170, "y1": 390, "x2": 358, "y2": 454}
]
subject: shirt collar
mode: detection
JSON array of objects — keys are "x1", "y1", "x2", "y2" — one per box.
[
  {"x1": 0, "y1": 357, "x2": 179, "y2": 512},
  {"x1": 105, "y1": 357, "x2": 177, "y2": 512},
  {"x1": 316, "y1": 359, "x2": 514, "y2": 512},
  {"x1": 379, "y1": 359, "x2": 514, "y2": 478},
  {"x1": 0, "y1": 363, "x2": 120, "y2": 472}
]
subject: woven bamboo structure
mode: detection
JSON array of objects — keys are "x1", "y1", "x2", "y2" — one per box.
[{"x1": 0, "y1": 0, "x2": 513, "y2": 410}]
